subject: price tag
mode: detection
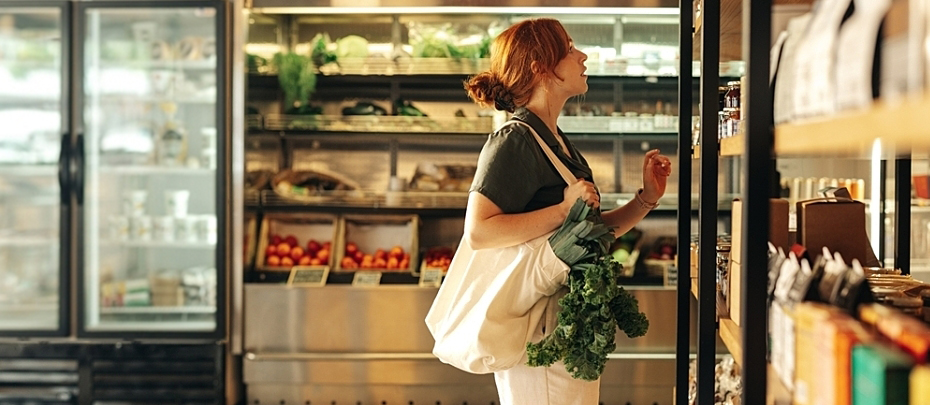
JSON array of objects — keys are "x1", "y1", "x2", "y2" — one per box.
[
  {"x1": 608, "y1": 118, "x2": 624, "y2": 133},
  {"x1": 352, "y1": 271, "x2": 382, "y2": 286},
  {"x1": 419, "y1": 268, "x2": 444, "y2": 287},
  {"x1": 287, "y1": 266, "x2": 329, "y2": 287}
]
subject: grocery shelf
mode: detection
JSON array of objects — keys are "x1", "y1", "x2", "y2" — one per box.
[
  {"x1": 97, "y1": 166, "x2": 214, "y2": 175},
  {"x1": 0, "y1": 236, "x2": 56, "y2": 247},
  {"x1": 689, "y1": 277, "x2": 742, "y2": 367},
  {"x1": 720, "y1": 135, "x2": 744, "y2": 156},
  {"x1": 98, "y1": 60, "x2": 216, "y2": 70},
  {"x1": 101, "y1": 240, "x2": 216, "y2": 249},
  {"x1": 719, "y1": 318, "x2": 742, "y2": 368},
  {"x1": 691, "y1": 135, "x2": 744, "y2": 159},
  {"x1": 775, "y1": 95, "x2": 930, "y2": 158},
  {"x1": 94, "y1": 94, "x2": 215, "y2": 105},
  {"x1": 89, "y1": 321, "x2": 214, "y2": 331},
  {"x1": 253, "y1": 114, "x2": 681, "y2": 136},
  {"x1": 0, "y1": 165, "x2": 57, "y2": 176},
  {"x1": 258, "y1": 190, "x2": 725, "y2": 213},
  {"x1": 767, "y1": 364, "x2": 793, "y2": 405},
  {"x1": 99, "y1": 306, "x2": 215, "y2": 315},
  {"x1": 261, "y1": 114, "x2": 493, "y2": 134}
]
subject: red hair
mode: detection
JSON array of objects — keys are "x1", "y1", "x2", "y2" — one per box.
[{"x1": 464, "y1": 18, "x2": 571, "y2": 112}]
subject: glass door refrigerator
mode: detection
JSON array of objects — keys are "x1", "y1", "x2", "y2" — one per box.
[
  {"x1": 0, "y1": 3, "x2": 68, "y2": 338},
  {"x1": 0, "y1": 1, "x2": 231, "y2": 403}
]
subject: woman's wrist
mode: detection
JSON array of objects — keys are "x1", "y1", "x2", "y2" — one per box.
[{"x1": 636, "y1": 188, "x2": 660, "y2": 210}]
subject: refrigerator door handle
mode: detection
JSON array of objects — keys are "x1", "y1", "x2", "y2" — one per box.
[
  {"x1": 58, "y1": 134, "x2": 71, "y2": 205},
  {"x1": 73, "y1": 134, "x2": 85, "y2": 205}
]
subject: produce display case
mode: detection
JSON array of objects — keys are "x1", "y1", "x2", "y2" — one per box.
[{"x1": 240, "y1": 4, "x2": 704, "y2": 404}]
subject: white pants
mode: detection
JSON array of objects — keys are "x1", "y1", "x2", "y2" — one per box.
[{"x1": 493, "y1": 289, "x2": 601, "y2": 405}]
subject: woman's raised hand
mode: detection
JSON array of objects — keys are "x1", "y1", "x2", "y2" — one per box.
[{"x1": 642, "y1": 149, "x2": 672, "y2": 203}]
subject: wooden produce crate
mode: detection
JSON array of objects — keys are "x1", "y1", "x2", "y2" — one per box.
[
  {"x1": 256, "y1": 213, "x2": 340, "y2": 272},
  {"x1": 418, "y1": 245, "x2": 456, "y2": 275},
  {"x1": 334, "y1": 214, "x2": 419, "y2": 273}
]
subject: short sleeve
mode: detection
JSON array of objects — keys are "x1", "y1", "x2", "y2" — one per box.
[{"x1": 469, "y1": 127, "x2": 542, "y2": 213}]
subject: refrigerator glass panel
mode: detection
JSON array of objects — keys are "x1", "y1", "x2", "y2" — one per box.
[
  {"x1": 83, "y1": 7, "x2": 218, "y2": 332},
  {"x1": 0, "y1": 8, "x2": 63, "y2": 331}
]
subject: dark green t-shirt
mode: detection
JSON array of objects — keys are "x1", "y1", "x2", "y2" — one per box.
[{"x1": 470, "y1": 108, "x2": 594, "y2": 214}]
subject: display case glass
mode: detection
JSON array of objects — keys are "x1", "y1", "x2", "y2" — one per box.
[
  {"x1": 0, "y1": 7, "x2": 64, "y2": 331},
  {"x1": 82, "y1": 6, "x2": 219, "y2": 332}
]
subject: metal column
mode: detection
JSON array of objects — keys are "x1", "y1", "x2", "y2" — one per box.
[
  {"x1": 675, "y1": 1, "x2": 694, "y2": 404},
  {"x1": 697, "y1": 0, "x2": 720, "y2": 403},
  {"x1": 895, "y1": 159, "x2": 912, "y2": 275},
  {"x1": 741, "y1": 0, "x2": 773, "y2": 403}
]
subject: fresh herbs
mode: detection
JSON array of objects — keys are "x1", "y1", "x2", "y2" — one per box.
[
  {"x1": 273, "y1": 52, "x2": 317, "y2": 114},
  {"x1": 526, "y1": 199, "x2": 650, "y2": 381}
]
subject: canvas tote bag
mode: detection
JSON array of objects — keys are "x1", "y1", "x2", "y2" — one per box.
[{"x1": 425, "y1": 120, "x2": 579, "y2": 374}]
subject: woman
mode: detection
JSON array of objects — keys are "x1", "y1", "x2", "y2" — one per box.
[{"x1": 463, "y1": 18, "x2": 672, "y2": 404}]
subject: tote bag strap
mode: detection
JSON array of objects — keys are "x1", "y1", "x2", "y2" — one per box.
[{"x1": 505, "y1": 120, "x2": 577, "y2": 186}]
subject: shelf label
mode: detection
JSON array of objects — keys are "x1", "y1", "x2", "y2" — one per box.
[
  {"x1": 419, "y1": 268, "x2": 444, "y2": 287},
  {"x1": 288, "y1": 266, "x2": 329, "y2": 287},
  {"x1": 352, "y1": 271, "x2": 382, "y2": 286}
]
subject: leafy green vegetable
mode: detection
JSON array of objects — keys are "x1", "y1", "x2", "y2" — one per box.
[
  {"x1": 335, "y1": 35, "x2": 369, "y2": 59},
  {"x1": 310, "y1": 33, "x2": 338, "y2": 68},
  {"x1": 272, "y1": 52, "x2": 317, "y2": 113},
  {"x1": 526, "y1": 199, "x2": 650, "y2": 381}
]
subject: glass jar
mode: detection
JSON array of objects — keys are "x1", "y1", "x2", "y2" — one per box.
[{"x1": 724, "y1": 81, "x2": 741, "y2": 111}]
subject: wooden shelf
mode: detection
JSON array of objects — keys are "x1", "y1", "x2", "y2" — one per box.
[
  {"x1": 775, "y1": 95, "x2": 930, "y2": 158},
  {"x1": 719, "y1": 317, "x2": 742, "y2": 367},
  {"x1": 693, "y1": 0, "x2": 814, "y2": 63},
  {"x1": 720, "y1": 135, "x2": 744, "y2": 156},
  {"x1": 691, "y1": 135, "x2": 744, "y2": 159},
  {"x1": 689, "y1": 277, "x2": 743, "y2": 367},
  {"x1": 768, "y1": 364, "x2": 793, "y2": 405}
]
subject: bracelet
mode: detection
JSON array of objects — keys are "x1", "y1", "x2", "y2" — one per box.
[{"x1": 635, "y1": 188, "x2": 659, "y2": 210}]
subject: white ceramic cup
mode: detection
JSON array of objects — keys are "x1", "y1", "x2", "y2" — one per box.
[
  {"x1": 123, "y1": 190, "x2": 147, "y2": 216},
  {"x1": 153, "y1": 216, "x2": 175, "y2": 242},
  {"x1": 165, "y1": 190, "x2": 190, "y2": 217}
]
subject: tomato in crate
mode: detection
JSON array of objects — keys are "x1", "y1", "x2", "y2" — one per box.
[
  {"x1": 335, "y1": 215, "x2": 419, "y2": 272},
  {"x1": 256, "y1": 213, "x2": 339, "y2": 272}
]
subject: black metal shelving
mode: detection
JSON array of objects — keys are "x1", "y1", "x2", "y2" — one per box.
[{"x1": 684, "y1": 1, "x2": 918, "y2": 404}]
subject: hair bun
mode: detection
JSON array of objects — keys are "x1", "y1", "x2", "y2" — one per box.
[{"x1": 465, "y1": 72, "x2": 516, "y2": 112}]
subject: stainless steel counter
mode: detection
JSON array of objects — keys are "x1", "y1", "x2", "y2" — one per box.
[{"x1": 243, "y1": 284, "x2": 705, "y2": 404}]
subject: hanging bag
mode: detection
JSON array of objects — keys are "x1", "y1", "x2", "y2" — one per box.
[{"x1": 425, "y1": 120, "x2": 579, "y2": 374}]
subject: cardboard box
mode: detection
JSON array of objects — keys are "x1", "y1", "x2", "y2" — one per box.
[
  {"x1": 852, "y1": 344, "x2": 913, "y2": 405},
  {"x1": 796, "y1": 199, "x2": 880, "y2": 267},
  {"x1": 729, "y1": 198, "x2": 789, "y2": 325},
  {"x1": 256, "y1": 213, "x2": 340, "y2": 271},
  {"x1": 794, "y1": 303, "x2": 840, "y2": 405},
  {"x1": 911, "y1": 365, "x2": 930, "y2": 405},
  {"x1": 334, "y1": 214, "x2": 419, "y2": 272}
]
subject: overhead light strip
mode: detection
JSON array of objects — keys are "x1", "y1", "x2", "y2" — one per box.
[{"x1": 252, "y1": 6, "x2": 680, "y2": 15}]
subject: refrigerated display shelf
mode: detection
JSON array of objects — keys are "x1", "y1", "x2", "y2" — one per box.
[
  {"x1": 0, "y1": 94, "x2": 59, "y2": 104},
  {"x1": 101, "y1": 240, "x2": 216, "y2": 249},
  {"x1": 0, "y1": 165, "x2": 57, "y2": 176},
  {"x1": 90, "y1": 322, "x2": 214, "y2": 331},
  {"x1": 99, "y1": 306, "x2": 215, "y2": 314},
  {"x1": 93, "y1": 95, "x2": 215, "y2": 105},
  {"x1": 98, "y1": 60, "x2": 217, "y2": 70},
  {"x1": 0, "y1": 236, "x2": 56, "y2": 247},
  {"x1": 97, "y1": 166, "x2": 214, "y2": 175},
  {"x1": 0, "y1": 304, "x2": 57, "y2": 312}
]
